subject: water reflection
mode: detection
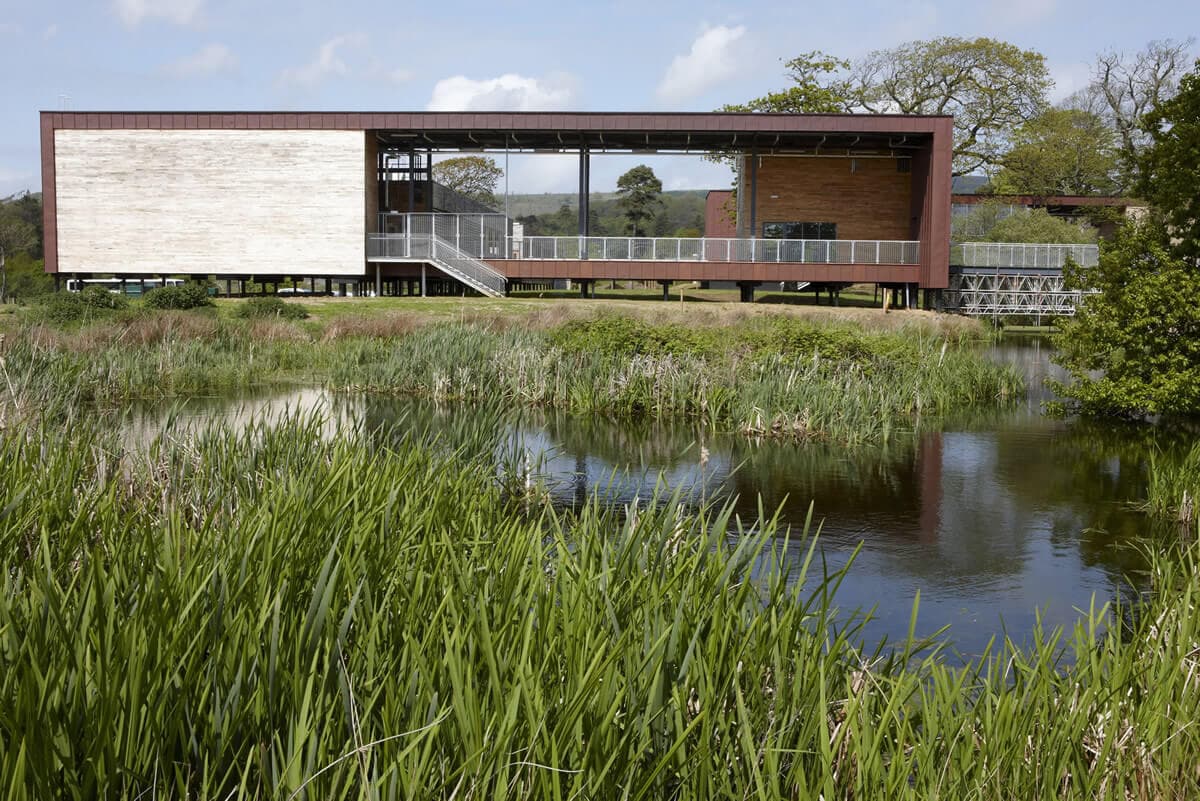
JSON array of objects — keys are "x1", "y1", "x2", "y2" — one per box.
[{"x1": 126, "y1": 339, "x2": 1176, "y2": 657}]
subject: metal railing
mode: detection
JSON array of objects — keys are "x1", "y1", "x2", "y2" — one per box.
[
  {"x1": 369, "y1": 213, "x2": 921, "y2": 267},
  {"x1": 366, "y1": 228, "x2": 507, "y2": 297},
  {"x1": 425, "y1": 236, "x2": 507, "y2": 297},
  {"x1": 379, "y1": 213, "x2": 508, "y2": 259},
  {"x1": 513, "y1": 236, "x2": 920, "y2": 264},
  {"x1": 951, "y1": 242, "x2": 1099, "y2": 270}
]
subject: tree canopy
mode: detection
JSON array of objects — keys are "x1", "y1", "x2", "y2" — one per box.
[
  {"x1": 1066, "y1": 38, "x2": 1196, "y2": 187},
  {"x1": 1053, "y1": 59, "x2": 1200, "y2": 417},
  {"x1": 720, "y1": 52, "x2": 852, "y2": 114},
  {"x1": 615, "y1": 166, "x2": 663, "y2": 237},
  {"x1": 1135, "y1": 58, "x2": 1200, "y2": 259},
  {"x1": 432, "y1": 156, "x2": 503, "y2": 208},
  {"x1": 1052, "y1": 222, "x2": 1200, "y2": 415},
  {"x1": 852, "y1": 37, "x2": 1052, "y2": 175},
  {"x1": 952, "y1": 203, "x2": 1097, "y2": 243},
  {"x1": 0, "y1": 195, "x2": 40, "y2": 304},
  {"x1": 991, "y1": 109, "x2": 1119, "y2": 196}
]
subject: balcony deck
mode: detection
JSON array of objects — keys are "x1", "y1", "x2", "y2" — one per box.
[{"x1": 367, "y1": 214, "x2": 921, "y2": 286}]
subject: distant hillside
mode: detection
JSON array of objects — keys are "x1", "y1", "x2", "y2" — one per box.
[
  {"x1": 504, "y1": 189, "x2": 708, "y2": 218},
  {"x1": 507, "y1": 189, "x2": 710, "y2": 237}
]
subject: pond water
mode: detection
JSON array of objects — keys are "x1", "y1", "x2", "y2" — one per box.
[{"x1": 130, "y1": 337, "x2": 1181, "y2": 658}]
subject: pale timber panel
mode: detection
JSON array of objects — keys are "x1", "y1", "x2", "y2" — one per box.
[{"x1": 55, "y1": 129, "x2": 365, "y2": 276}]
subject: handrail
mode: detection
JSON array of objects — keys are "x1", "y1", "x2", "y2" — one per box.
[
  {"x1": 510, "y1": 235, "x2": 919, "y2": 264},
  {"x1": 951, "y1": 242, "x2": 1099, "y2": 269}
]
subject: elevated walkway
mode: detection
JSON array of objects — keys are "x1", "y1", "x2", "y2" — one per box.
[
  {"x1": 944, "y1": 242, "x2": 1099, "y2": 317},
  {"x1": 366, "y1": 213, "x2": 922, "y2": 293}
]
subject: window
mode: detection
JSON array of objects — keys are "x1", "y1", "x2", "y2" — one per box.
[{"x1": 761, "y1": 221, "x2": 837, "y2": 240}]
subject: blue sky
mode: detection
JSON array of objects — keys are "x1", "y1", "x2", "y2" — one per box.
[{"x1": 1, "y1": 0, "x2": 1196, "y2": 197}]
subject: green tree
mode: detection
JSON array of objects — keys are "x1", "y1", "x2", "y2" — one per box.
[
  {"x1": 992, "y1": 109, "x2": 1119, "y2": 196},
  {"x1": 985, "y1": 208, "x2": 1097, "y2": 244},
  {"x1": 852, "y1": 37, "x2": 1052, "y2": 175},
  {"x1": 725, "y1": 38, "x2": 1052, "y2": 176},
  {"x1": 721, "y1": 51, "x2": 853, "y2": 114},
  {"x1": 0, "y1": 252, "x2": 51, "y2": 301},
  {"x1": 432, "y1": 156, "x2": 503, "y2": 207},
  {"x1": 1136, "y1": 59, "x2": 1200, "y2": 259},
  {"x1": 0, "y1": 212, "x2": 37, "y2": 304},
  {"x1": 1052, "y1": 221, "x2": 1200, "y2": 415},
  {"x1": 615, "y1": 166, "x2": 663, "y2": 237}
]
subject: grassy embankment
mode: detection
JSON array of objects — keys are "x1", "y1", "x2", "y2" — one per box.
[
  {"x1": 0, "y1": 297, "x2": 1019, "y2": 445},
  {"x1": 0, "y1": 394, "x2": 1198, "y2": 798}
]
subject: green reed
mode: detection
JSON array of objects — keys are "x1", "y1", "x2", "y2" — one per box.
[{"x1": 1, "y1": 405, "x2": 1198, "y2": 799}]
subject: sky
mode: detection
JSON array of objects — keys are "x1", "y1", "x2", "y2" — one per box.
[{"x1": 1, "y1": 0, "x2": 1196, "y2": 198}]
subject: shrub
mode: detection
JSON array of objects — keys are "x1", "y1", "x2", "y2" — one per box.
[
  {"x1": 234, "y1": 297, "x2": 308, "y2": 320},
  {"x1": 31, "y1": 287, "x2": 129, "y2": 326},
  {"x1": 143, "y1": 283, "x2": 213, "y2": 310}
]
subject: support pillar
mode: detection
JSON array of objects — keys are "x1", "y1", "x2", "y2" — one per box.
[
  {"x1": 375, "y1": 264, "x2": 381, "y2": 298},
  {"x1": 420, "y1": 264, "x2": 427, "y2": 297},
  {"x1": 578, "y1": 145, "x2": 591, "y2": 239},
  {"x1": 748, "y1": 145, "x2": 759, "y2": 238},
  {"x1": 407, "y1": 148, "x2": 416, "y2": 211},
  {"x1": 660, "y1": 281, "x2": 671, "y2": 301},
  {"x1": 738, "y1": 282, "x2": 756, "y2": 303}
]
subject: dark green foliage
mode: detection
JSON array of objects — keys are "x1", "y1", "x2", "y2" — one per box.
[
  {"x1": 142, "y1": 282, "x2": 213, "y2": 310},
  {"x1": 615, "y1": 165, "x2": 663, "y2": 236},
  {"x1": 234, "y1": 297, "x2": 308, "y2": 320},
  {"x1": 983, "y1": 208, "x2": 1098, "y2": 244},
  {"x1": 548, "y1": 315, "x2": 881, "y2": 364},
  {"x1": 0, "y1": 253, "x2": 53, "y2": 301},
  {"x1": 30, "y1": 286, "x2": 130, "y2": 326},
  {"x1": 992, "y1": 108, "x2": 1120, "y2": 195},
  {"x1": 1052, "y1": 221, "x2": 1200, "y2": 415},
  {"x1": 512, "y1": 191, "x2": 708, "y2": 238},
  {"x1": 1136, "y1": 59, "x2": 1200, "y2": 259}
]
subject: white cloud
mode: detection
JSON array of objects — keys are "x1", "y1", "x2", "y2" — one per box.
[
  {"x1": 656, "y1": 25, "x2": 747, "y2": 104},
  {"x1": 504, "y1": 154, "x2": 578, "y2": 193},
  {"x1": 113, "y1": 0, "x2": 204, "y2": 27},
  {"x1": 162, "y1": 43, "x2": 236, "y2": 78},
  {"x1": 426, "y1": 73, "x2": 578, "y2": 111},
  {"x1": 280, "y1": 34, "x2": 365, "y2": 86},
  {"x1": 43, "y1": 23, "x2": 59, "y2": 40}
]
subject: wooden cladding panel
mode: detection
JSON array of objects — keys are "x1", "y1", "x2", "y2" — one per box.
[
  {"x1": 55, "y1": 129, "x2": 365, "y2": 276},
  {"x1": 752, "y1": 156, "x2": 911, "y2": 242}
]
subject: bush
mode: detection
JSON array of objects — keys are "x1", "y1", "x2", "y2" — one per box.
[
  {"x1": 234, "y1": 297, "x2": 308, "y2": 320},
  {"x1": 143, "y1": 283, "x2": 213, "y2": 310},
  {"x1": 31, "y1": 287, "x2": 130, "y2": 326}
]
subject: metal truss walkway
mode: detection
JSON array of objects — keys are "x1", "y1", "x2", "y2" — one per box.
[{"x1": 943, "y1": 242, "x2": 1099, "y2": 319}]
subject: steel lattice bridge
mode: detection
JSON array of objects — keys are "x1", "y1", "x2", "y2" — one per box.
[{"x1": 944, "y1": 242, "x2": 1099, "y2": 319}]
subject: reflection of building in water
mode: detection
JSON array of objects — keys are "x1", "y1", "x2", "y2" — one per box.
[
  {"x1": 124, "y1": 388, "x2": 362, "y2": 450},
  {"x1": 917, "y1": 432, "x2": 942, "y2": 546}
]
